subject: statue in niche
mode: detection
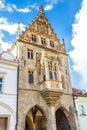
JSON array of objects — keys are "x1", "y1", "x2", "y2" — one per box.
[{"x1": 36, "y1": 53, "x2": 45, "y2": 82}]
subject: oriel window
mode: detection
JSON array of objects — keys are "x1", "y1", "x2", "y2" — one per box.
[
  {"x1": 27, "y1": 49, "x2": 33, "y2": 59},
  {"x1": 28, "y1": 71, "x2": 34, "y2": 84}
]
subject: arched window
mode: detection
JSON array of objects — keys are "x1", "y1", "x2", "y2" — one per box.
[
  {"x1": 48, "y1": 61, "x2": 53, "y2": 80},
  {"x1": 54, "y1": 64, "x2": 57, "y2": 80},
  {"x1": 49, "y1": 71, "x2": 53, "y2": 79},
  {"x1": 54, "y1": 72, "x2": 57, "y2": 80},
  {"x1": 29, "y1": 71, "x2": 34, "y2": 84}
]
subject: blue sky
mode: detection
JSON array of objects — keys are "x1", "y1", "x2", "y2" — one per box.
[{"x1": 0, "y1": 0, "x2": 87, "y2": 91}]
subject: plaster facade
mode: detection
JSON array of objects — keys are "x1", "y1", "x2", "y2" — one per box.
[
  {"x1": 0, "y1": 46, "x2": 18, "y2": 130},
  {"x1": 73, "y1": 88, "x2": 87, "y2": 130}
]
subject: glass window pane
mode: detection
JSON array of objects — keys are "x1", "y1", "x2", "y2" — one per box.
[
  {"x1": 0, "y1": 78, "x2": 2, "y2": 91},
  {"x1": 0, "y1": 78, "x2": 2, "y2": 82},
  {"x1": 29, "y1": 73, "x2": 34, "y2": 83},
  {"x1": 31, "y1": 52, "x2": 33, "y2": 59},
  {"x1": 49, "y1": 71, "x2": 53, "y2": 79}
]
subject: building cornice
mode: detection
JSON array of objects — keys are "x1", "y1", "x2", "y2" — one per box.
[{"x1": 0, "y1": 58, "x2": 18, "y2": 67}]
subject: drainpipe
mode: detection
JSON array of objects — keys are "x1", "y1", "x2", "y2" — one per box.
[
  {"x1": 72, "y1": 93, "x2": 80, "y2": 130},
  {"x1": 72, "y1": 93, "x2": 78, "y2": 109},
  {"x1": 16, "y1": 65, "x2": 19, "y2": 130}
]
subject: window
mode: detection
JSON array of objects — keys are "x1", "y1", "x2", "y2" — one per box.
[
  {"x1": 32, "y1": 34, "x2": 36, "y2": 42},
  {"x1": 80, "y1": 105, "x2": 86, "y2": 115},
  {"x1": 48, "y1": 61, "x2": 53, "y2": 80},
  {"x1": 0, "y1": 78, "x2": 3, "y2": 92},
  {"x1": 54, "y1": 72, "x2": 57, "y2": 80},
  {"x1": 27, "y1": 49, "x2": 33, "y2": 59},
  {"x1": 41, "y1": 38, "x2": 46, "y2": 45},
  {"x1": 54, "y1": 64, "x2": 57, "y2": 80},
  {"x1": 50, "y1": 41, "x2": 54, "y2": 48},
  {"x1": 28, "y1": 71, "x2": 34, "y2": 84},
  {"x1": 0, "y1": 117, "x2": 8, "y2": 130}
]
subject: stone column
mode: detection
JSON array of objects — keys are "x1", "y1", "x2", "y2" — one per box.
[
  {"x1": 17, "y1": 113, "x2": 25, "y2": 130},
  {"x1": 47, "y1": 106, "x2": 56, "y2": 130},
  {"x1": 69, "y1": 106, "x2": 78, "y2": 130}
]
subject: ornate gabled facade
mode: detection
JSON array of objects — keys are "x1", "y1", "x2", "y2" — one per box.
[{"x1": 11, "y1": 6, "x2": 78, "y2": 130}]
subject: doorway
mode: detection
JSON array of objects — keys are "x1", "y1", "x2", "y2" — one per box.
[
  {"x1": 25, "y1": 105, "x2": 47, "y2": 130},
  {"x1": 56, "y1": 108, "x2": 71, "y2": 130}
]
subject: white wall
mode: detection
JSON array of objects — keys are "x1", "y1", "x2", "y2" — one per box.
[
  {"x1": 75, "y1": 97, "x2": 87, "y2": 130},
  {"x1": 0, "y1": 60, "x2": 18, "y2": 130}
]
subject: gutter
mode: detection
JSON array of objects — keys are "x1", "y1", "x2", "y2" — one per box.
[{"x1": 16, "y1": 65, "x2": 19, "y2": 130}]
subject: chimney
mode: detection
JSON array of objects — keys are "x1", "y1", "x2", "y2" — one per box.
[{"x1": 17, "y1": 22, "x2": 20, "y2": 39}]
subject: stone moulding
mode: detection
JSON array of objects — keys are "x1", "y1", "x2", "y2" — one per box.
[{"x1": 40, "y1": 88, "x2": 64, "y2": 105}]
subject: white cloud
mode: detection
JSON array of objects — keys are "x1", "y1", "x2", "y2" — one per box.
[
  {"x1": 44, "y1": 0, "x2": 58, "y2": 4},
  {"x1": 0, "y1": 17, "x2": 25, "y2": 50},
  {"x1": 0, "y1": 1, "x2": 38, "y2": 13},
  {"x1": 6, "y1": 4, "x2": 14, "y2": 12},
  {"x1": 29, "y1": 3, "x2": 38, "y2": 10},
  {"x1": 69, "y1": 0, "x2": 87, "y2": 89},
  {"x1": 12, "y1": 4, "x2": 31, "y2": 13},
  {"x1": 0, "y1": 32, "x2": 11, "y2": 51},
  {"x1": 0, "y1": 0, "x2": 5, "y2": 9},
  {"x1": 44, "y1": 4, "x2": 53, "y2": 11},
  {"x1": 0, "y1": 17, "x2": 25, "y2": 35},
  {"x1": 44, "y1": 0, "x2": 63, "y2": 11}
]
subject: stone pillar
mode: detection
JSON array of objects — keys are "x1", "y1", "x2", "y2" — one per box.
[
  {"x1": 69, "y1": 106, "x2": 78, "y2": 130},
  {"x1": 47, "y1": 106, "x2": 56, "y2": 130},
  {"x1": 17, "y1": 113, "x2": 25, "y2": 130}
]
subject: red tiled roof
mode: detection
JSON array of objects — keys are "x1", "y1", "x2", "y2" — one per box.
[{"x1": 72, "y1": 88, "x2": 87, "y2": 97}]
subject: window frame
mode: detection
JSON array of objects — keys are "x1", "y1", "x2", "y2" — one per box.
[
  {"x1": 50, "y1": 41, "x2": 54, "y2": 48},
  {"x1": 48, "y1": 61, "x2": 53, "y2": 80},
  {"x1": 32, "y1": 34, "x2": 36, "y2": 42},
  {"x1": 53, "y1": 63, "x2": 57, "y2": 80},
  {"x1": 0, "y1": 115, "x2": 10, "y2": 130},
  {"x1": 41, "y1": 38, "x2": 46, "y2": 45},
  {"x1": 28, "y1": 70, "x2": 34, "y2": 84},
  {"x1": 80, "y1": 105, "x2": 86, "y2": 116},
  {"x1": 27, "y1": 49, "x2": 33, "y2": 59}
]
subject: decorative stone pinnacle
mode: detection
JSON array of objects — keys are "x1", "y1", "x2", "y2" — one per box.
[{"x1": 39, "y1": 6, "x2": 43, "y2": 13}]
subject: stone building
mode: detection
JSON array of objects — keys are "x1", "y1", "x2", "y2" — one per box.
[
  {"x1": 11, "y1": 6, "x2": 78, "y2": 130},
  {"x1": 0, "y1": 45, "x2": 18, "y2": 130}
]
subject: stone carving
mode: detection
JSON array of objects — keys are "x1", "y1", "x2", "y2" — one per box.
[
  {"x1": 37, "y1": 18, "x2": 48, "y2": 34},
  {"x1": 36, "y1": 53, "x2": 45, "y2": 82}
]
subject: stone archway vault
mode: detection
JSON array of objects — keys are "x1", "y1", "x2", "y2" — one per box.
[
  {"x1": 56, "y1": 108, "x2": 71, "y2": 130},
  {"x1": 25, "y1": 105, "x2": 47, "y2": 130}
]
